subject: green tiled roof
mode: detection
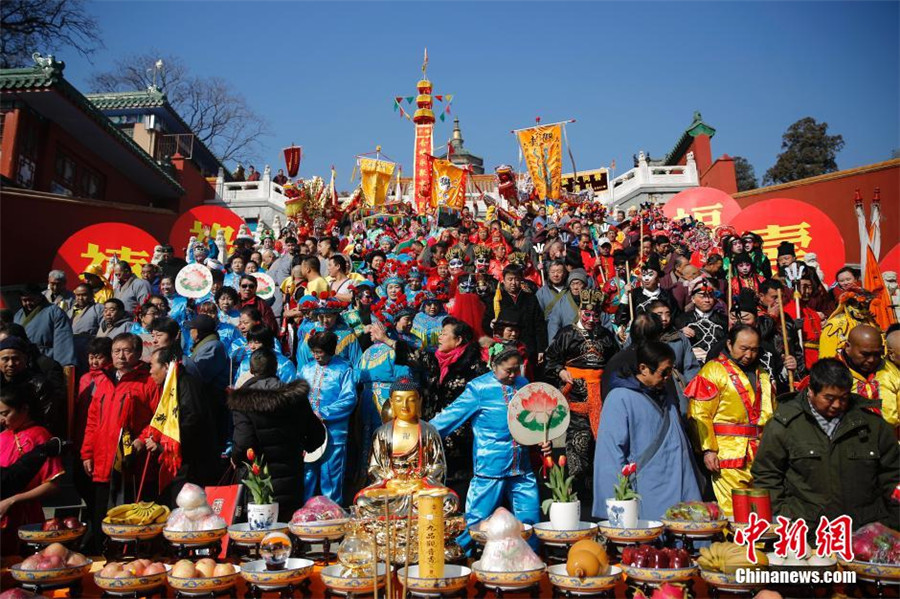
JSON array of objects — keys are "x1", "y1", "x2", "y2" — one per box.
[
  {"x1": 86, "y1": 89, "x2": 168, "y2": 111},
  {"x1": 0, "y1": 56, "x2": 183, "y2": 194},
  {"x1": 665, "y1": 111, "x2": 716, "y2": 165}
]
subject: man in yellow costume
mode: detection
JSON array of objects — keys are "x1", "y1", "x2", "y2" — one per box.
[
  {"x1": 686, "y1": 324, "x2": 774, "y2": 516},
  {"x1": 819, "y1": 288, "x2": 879, "y2": 359},
  {"x1": 837, "y1": 325, "x2": 900, "y2": 429},
  {"x1": 81, "y1": 263, "x2": 114, "y2": 304}
]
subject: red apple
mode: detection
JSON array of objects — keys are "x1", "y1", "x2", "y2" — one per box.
[
  {"x1": 38, "y1": 555, "x2": 64, "y2": 570},
  {"x1": 41, "y1": 518, "x2": 61, "y2": 532},
  {"x1": 62, "y1": 517, "x2": 82, "y2": 530}
]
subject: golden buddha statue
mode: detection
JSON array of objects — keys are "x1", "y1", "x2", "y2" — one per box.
[
  {"x1": 355, "y1": 378, "x2": 459, "y2": 516},
  {"x1": 353, "y1": 378, "x2": 465, "y2": 564}
]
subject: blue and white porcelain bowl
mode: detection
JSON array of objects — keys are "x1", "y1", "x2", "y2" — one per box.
[
  {"x1": 101, "y1": 521, "x2": 165, "y2": 541},
  {"x1": 837, "y1": 559, "x2": 900, "y2": 583}
]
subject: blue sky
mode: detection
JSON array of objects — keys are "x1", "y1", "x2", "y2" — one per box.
[{"x1": 64, "y1": 1, "x2": 899, "y2": 185}]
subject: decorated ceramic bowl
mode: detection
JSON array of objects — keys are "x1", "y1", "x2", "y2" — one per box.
[
  {"x1": 10, "y1": 559, "x2": 93, "y2": 585},
  {"x1": 95, "y1": 564, "x2": 171, "y2": 592},
  {"x1": 228, "y1": 522, "x2": 290, "y2": 545},
  {"x1": 18, "y1": 523, "x2": 87, "y2": 545},
  {"x1": 768, "y1": 552, "x2": 837, "y2": 573},
  {"x1": 621, "y1": 562, "x2": 697, "y2": 585},
  {"x1": 470, "y1": 522, "x2": 533, "y2": 545},
  {"x1": 240, "y1": 558, "x2": 314, "y2": 589},
  {"x1": 167, "y1": 566, "x2": 241, "y2": 594},
  {"x1": 837, "y1": 559, "x2": 900, "y2": 583},
  {"x1": 163, "y1": 527, "x2": 227, "y2": 546},
  {"x1": 727, "y1": 518, "x2": 778, "y2": 540},
  {"x1": 700, "y1": 569, "x2": 765, "y2": 593},
  {"x1": 396, "y1": 564, "x2": 471, "y2": 596},
  {"x1": 547, "y1": 564, "x2": 622, "y2": 595},
  {"x1": 533, "y1": 521, "x2": 599, "y2": 545},
  {"x1": 101, "y1": 521, "x2": 165, "y2": 541},
  {"x1": 661, "y1": 518, "x2": 729, "y2": 537},
  {"x1": 320, "y1": 563, "x2": 388, "y2": 595},
  {"x1": 289, "y1": 518, "x2": 349, "y2": 541},
  {"x1": 472, "y1": 560, "x2": 545, "y2": 591},
  {"x1": 597, "y1": 520, "x2": 664, "y2": 544}
]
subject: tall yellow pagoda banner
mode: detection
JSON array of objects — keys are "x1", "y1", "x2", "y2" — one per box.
[
  {"x1": 359, "y1": 158, "x2": 395, "y2": 207},
  {"x1": 517, "y1": 124, "x2": 562, "y2": 200},
  {"x1": 432, "y1": 158, "x2": 468, "y2": 211}
]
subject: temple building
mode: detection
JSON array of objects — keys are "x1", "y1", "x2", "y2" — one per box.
[{"x1": 435, "y1": 117, "x2": 484, "y2": 174}]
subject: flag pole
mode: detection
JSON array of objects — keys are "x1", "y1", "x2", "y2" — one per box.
[{"x1": 510, "y1": 119, "x2": 576, "y2": 134}]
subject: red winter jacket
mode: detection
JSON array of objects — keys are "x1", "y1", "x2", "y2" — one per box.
[
  {"x1": 80, "y1": 364, "x2": 159, "y2": 483},
  {"x1": 241, "y1": 295, "x2": 279, "y2": 334}
]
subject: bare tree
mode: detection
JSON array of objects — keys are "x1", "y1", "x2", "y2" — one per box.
[
  {"x1": 1, "y1": 0, "x2": 103, "y2": 68},
  {"x1": 89, "y1": 51, "x2": 269, "y2": 165}
]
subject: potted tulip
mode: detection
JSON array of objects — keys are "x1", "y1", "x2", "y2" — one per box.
[
  {"x1": 542, "y1": 455, "x2": 580, "y2": 530},
  {"x1": 606, "y1": 463, "x2": 640, "y2": 528},
  {"x1": 242, "y1": 448, "x2": 277, "y2": 530}
]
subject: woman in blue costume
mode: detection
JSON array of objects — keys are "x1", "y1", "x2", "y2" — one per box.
[
  {"x1": 300, "y1": 330, "x2": 357, "y2": 505},
  {"x1": 216, "y1": 287, "x2": 241, "y2": 328},
  {"x1": 159, "y1": 276, "x2": 190, "y2": 324},
  {"x1": 295, "y1": 294, "x2": 362, "y2": 368},
  {"x1": 223, "y1": 255, "x2": 246, "y2": 291},
  {"x1": 355, "y1": 300, "x2": 419, "y2": 482},
  {"x1": 234, "y1": 325, "x2": 298, "y2": 385},
  {"x1": 412, "y1": 284, "x2": 449, "y2": 352},
  {"x1": 430, "y1": 343, "x2": 541, "y2": 551}
]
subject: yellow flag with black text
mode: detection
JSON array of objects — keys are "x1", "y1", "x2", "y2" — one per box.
[
  {"x1": 516, "y1": 124, "x2": 562, "y2": 200},
  {"x1": 431, "y1": 158, "x2": 468, "y2": 210}
]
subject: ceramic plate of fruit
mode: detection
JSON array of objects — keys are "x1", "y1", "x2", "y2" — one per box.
[
  {"x1": 19, "y1": 517, "x2": 86, "y2": 544},
  {"x1": 11, "y1": 543, "x2": 92, "y2": 584},
  {"x1": 228, "y1": 522, "x2": 290, "y2": 544},
  {"x1": 548, "y1": 564, "x2": 622, "y2": 594},
  {"x1": 620, "y1": 545, "x2": 696, "y2": 584},
  {"x1": 167, "y1": 559, "x2": 241, "y2": 593},
  {"x1": 472, "y1": 561, "x2": 546, "y2": 590},
  {"x1": 548, "y1": 539, "x2": 619, "y2": 594},
  {"x1": 320, "y1": 563, "x2": 389, "y2": 594},
  {"x1": 102, "y1": 501, "x2": 169, "y2": 540},
  {"x1": 95, "y1": 560, "x2": 171, "y2": 591},
  {"x1": 662, "y1": 501, "x2": 727, "y2": 536},
  {"x1": 163, "y1": 526, "x2": 227, "y2": 546},
  {"x1": 597, "y1": 519, "x2": 664, "y2": 543},
  {"x1": 697, "y1": 541, "x2": 768, "y2": 590}
]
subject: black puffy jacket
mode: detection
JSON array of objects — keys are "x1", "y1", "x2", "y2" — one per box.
[{"x1": 228, "y1": 377, "x2": 326, "y2": 521}]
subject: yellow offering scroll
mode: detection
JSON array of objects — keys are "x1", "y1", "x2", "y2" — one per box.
[{"x1": 417, "y1": 492, "x2": 444, "y2": 578}]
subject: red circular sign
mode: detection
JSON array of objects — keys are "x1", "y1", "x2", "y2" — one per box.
[
  {"x1": 729, "y1": 198, "x2": 846, "y2": 281},
  {"x1": 53, "y1": 223, "x2": 160, "y2": 284},
  {"x1": 663, "y1": 187, "x2": 742, "y2": 228},
  {"x1": 880, "y1": 243, "x2": 900, "y2": 275},
  {"x1": 168, "y1": 206, "x2": 246, "y2": 259}
]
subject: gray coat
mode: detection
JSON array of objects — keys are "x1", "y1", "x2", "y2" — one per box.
[{"x1": 114, "y1": 277, "x2": 151, "y2": 314}]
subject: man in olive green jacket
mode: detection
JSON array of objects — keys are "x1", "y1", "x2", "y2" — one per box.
[{"x1": 751, "y1": 358, "x2": 899, "y2": 530}]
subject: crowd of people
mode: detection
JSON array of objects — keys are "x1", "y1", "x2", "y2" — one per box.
[{"x1": 1, "y1": 198, "x2": 898, "y2": 554}]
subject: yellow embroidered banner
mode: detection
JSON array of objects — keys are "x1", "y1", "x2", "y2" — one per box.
[
  {"x1": 359, "y1": 158, "x2": 395, "y2": 207},
  {"x1": 516, "y1": 124, "x2": 562, "y2": 200},
  {"x1": 431, "y1": 158, "x2": 468, "y2": 210}
]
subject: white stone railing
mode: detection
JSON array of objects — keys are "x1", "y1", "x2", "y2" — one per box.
[
  {"x1": 212, "y1": 165, "x2": 287, "y2": 208},
  {"x1": 593, "y1": 151, "x2": 699, "y2": 207}
]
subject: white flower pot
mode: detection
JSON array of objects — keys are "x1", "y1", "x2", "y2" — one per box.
[
  {"x1": 605, "y1": 498, "x2": 639, "y2": 528},
  {"x1": 548, "y1": 501, "x2": 581, "y2": 530},
  {"x1": 247, "y1": 502, "x2": 278, "y2": 530}
]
